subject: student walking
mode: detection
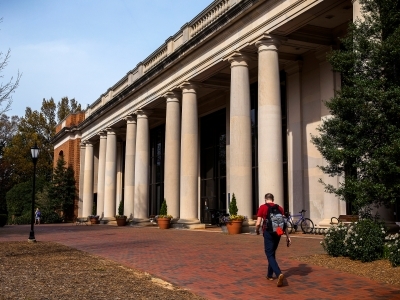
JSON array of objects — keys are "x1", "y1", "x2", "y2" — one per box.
[
  {"x1": 35, "y1": 208, "x2": 41, "y2": 225},
  {"x1": 255, "y1": 193, "x2": 291, "y2": 287}
]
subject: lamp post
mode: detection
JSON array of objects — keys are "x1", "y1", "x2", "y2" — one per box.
[{"x1": 28, "y1": 143, "x2": 39, "y2": 242}]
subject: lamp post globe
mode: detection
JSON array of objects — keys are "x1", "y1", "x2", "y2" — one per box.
[{"x1": 28, "y1": 143, "x2": 39, "y2": 242}]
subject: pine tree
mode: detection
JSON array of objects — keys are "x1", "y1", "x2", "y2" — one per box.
[
  {"x1": 57, "y1": 97, "x2": 82, "y2": 123},
  {"x1": 312, "y1": 0, "x2": 400, "y2": 212},
  {"x1": 229, "y1": 193, "x2": 238, "y2": 216},
  {"x1": 48, "y1": 155, "x2": 76, "y2": 220}
]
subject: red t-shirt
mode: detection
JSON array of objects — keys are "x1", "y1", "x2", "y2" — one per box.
[
  {"x1": 257, "y1": 203, "x2": 284, "y2": 230},
  {"x1": 257, "y1": 203, "x2": 284, "y2": 218}
]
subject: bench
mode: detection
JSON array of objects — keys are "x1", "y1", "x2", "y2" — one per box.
[{"x1": 330, "y1": 215, "x2": 359, "y2": 225}]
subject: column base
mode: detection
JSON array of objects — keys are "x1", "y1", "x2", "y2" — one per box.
[
  {"x1": 100, "y1": 217, "x2": 116, "y2": 224},
  {"x1": 174, "y1": 218, "x2": 205, "y2": 229},
  {"x1": 319, "y1": 218, "x2": 335, "y2": 227},
  {"x1": 132, "y1": 218, "x2": 152, "y2": 227}
]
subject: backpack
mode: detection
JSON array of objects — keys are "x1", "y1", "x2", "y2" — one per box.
[{"x1": 265, "y1": 204, "x2": 286, "y2": 236}]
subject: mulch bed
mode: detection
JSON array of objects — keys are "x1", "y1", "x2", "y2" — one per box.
[
  {"x1": 0, "y1": 242, "x2": 206, "y2": 300},
  {"x1": 295, "y1": 254, "x2": 400, "y2": 287}
]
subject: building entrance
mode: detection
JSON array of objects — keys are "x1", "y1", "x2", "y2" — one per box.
[{"x1": 200, "y1": 109, "x2": 226, "y2": 224}]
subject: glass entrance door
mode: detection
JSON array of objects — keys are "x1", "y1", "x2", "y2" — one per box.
[{"x1": 200, "y1": 109, "x2": 226, "y2": 224}]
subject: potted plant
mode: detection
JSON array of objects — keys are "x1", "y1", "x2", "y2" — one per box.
[
  {"x1": 115, "y1": 200, "x2": 127, "y2": 226},
  {"x1": 226, "y1": 193, "x2": 245, "y2": 234},
  {"x1": 89, "y1": 215, "x2": 99, "y2": 224},
  {"x1": 157, "y1": 199, "x2": 173, "y2": 229}
]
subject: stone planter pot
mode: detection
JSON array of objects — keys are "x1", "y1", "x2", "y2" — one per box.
[
  {"x1": 157, "y1": 217, "x2": 171, "y2": 229},
  {"x1": 220, "y1": 224, "x2": 228, "y2": 233},
  {"x1": 226, "y1": 220, "x2": 243, "y2": 234},
  {"x1": 116, "y1": 216, "x2": 127, "y2": 226},
  {"x1": 89, "y1": 217, "x2": 99, "y2": 225}
]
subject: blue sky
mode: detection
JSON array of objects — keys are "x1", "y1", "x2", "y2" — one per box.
[{"x1": 1, "y1": 0, "x2": 211, "y2": 118}]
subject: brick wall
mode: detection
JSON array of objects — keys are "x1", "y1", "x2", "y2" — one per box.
[
  {"x1": 54, "y1": 138, "x2": 82, "y2": 219},
  {"x1": 53, "y1": 111, "x2": 85, "y2": 219}
]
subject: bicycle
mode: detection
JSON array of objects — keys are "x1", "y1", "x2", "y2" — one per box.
[{"x1": 285, "y1": 209, "x2": 314, "y2": 234}]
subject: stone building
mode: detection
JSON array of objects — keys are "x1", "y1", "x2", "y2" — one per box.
[{"x1": 52, "y1": 0, "x2": 399, "y2": 229}]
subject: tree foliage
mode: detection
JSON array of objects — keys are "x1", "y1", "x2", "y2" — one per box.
[
  {"x1": 3, "y1": 98, "x2": 56, "y2": 184},
  {"x1": 6, "y1": 178, "x2": 45, "y2": 218},
  {"x1": 47, "y1": 155, "x2": 76, "y2": 220},
  {"x1": 312, "y1": 0, "x2": 400, "y2": 211},
  {"x1": 0, "y1": 19, "x2": 22, "y2": 115},
  {"x1": 0, "y1": 114, "x2": 19, "y2": 213},
  {"x1": 57, "y1": 96, "x2": 82, "y2": 123}
]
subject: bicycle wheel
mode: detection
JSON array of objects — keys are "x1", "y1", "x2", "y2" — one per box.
[
  {"x1": 301, "y1": 218, "x2": 314, "y2": 234},
  {"x1": 286, "y1": 221, "x2": 294, "y2": 234}
]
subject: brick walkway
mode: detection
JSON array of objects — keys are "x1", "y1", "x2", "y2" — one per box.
[{"x1": 1, "y1": 224, "x2": 399, "y2": 299}]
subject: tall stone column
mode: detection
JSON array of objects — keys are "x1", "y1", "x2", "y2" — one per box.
[
  {"x1": 124, "y1": 115, "x2": 137, "y2": 220},
  {"x1": 96, "y1": 131, "x2": 107, "y2": 218},
  {"x1": 82, "y1": 141, "x2": 94, "y2": 218},
  {"x1": 285, "y1": 61, "x2": 305, "y2": 217},
  {"x1": 104, "y1": 128, "x2": 117, "y2": 220},
  {"x1": 316, "y1": 47, "x2": 343, "y2": 226},
  {"x1": 228, "y1": 52, "x2": 252, "y2": 219},
  {"x1": 256, "y1": 37, "x2": 284, "y2": 207},
  {"x1": 353, "y1": 0, "x2": 364, "y2": 21},
  {"x1": 164, "y1": 91, "x2": 181, "y2": 220},
  {"x1": 78, "y1": 142, "x2": 86, "y2": 217},
  {"x1": 116, "y1": 141, "x2": 124, "y2": 212},
  {"x1": 178, "y1": 82, "x2": 201, "y2": 227},
  {"x1": 134, "y1": 110, "x2": 150, "y2": 222}
]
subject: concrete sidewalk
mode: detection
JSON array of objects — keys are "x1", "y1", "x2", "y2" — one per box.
[{"x1": 1, "y1": 224, "x2": 399, "y2": 299}]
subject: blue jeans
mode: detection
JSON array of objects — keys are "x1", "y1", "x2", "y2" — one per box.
[{"x1": 263, "y1": 230, "x2": 282, "y2": 277}]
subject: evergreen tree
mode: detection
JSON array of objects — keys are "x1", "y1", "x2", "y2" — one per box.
[
  {"x1": 57, "y1": 97, "x2": 82, "y2": 123},
  {"x1": 312, "y1": 0, "x2": 400, "y2": 212},
  {"x1": 47, "y1": 155, "x2": 76, "y2": 220}
]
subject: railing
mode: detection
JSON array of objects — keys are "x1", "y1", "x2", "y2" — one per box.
[
  {"x1": 191, "y1": 0, "x2": 232, "y2": 37},
  {"x1": 86, "y1": 0, "x2": 243, "y2": 115},
  {"x1": 143, "y1": 46, "x2": 168, "y2": 73}
]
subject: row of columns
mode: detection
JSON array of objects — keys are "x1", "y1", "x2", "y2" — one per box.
[{"x1": 80, "y1": 35, "x2": 284, "y2": 223}]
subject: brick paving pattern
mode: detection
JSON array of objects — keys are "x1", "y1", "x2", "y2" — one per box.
[{"x1": 1, "y1": 224, "x2": 399, "y2": 299}]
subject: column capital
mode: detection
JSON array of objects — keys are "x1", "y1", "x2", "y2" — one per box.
[
  {"x1": 163, "y1": 90, "x2": 181, "y2": 103},
  {"x1": 180, "y1": 82, "x2": 200, "y2": 94},
  {"x1": 124, "y1": 114, "x2": 137, "y2": 124},
  {"x1": 225, "y1": 51, "x2": 254, "y2": 67},
  {"x1": 255, "y1": 34, "x2": 284, "y2": 53},
  {"x1": 83, "y1": 140, "x2": 93, "y2": 147},
  {"x1": 106, "y1": 127, "x2": 118, "y2": 135},
  {"x1": 98, "y1": 130, "x2": 107, "y2": 138},
  {"x1": 135, "y1": 109, "x2": 152, "y2": 119}
]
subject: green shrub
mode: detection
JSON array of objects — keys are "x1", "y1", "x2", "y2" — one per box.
[
  {"x1": 384, "y1": 233, "x2": 400, "y2": 267},
  {"x1": 118, "y1": 200, "x2": 124, "y2": 216},
  {"x1": 321, "y1": 223, "x2": 348, "y2": 257},
  {"x1": 13, "y1": 212, "x2": 31, "y2": 225},
  {"x1": 159, "y1": 199, "x2": 167, "y2": 216},
  {"x1": 0, "y1": 214, "x2": 7, "y2": 227},
  {"x1": 344, "y1": 219, "x2": 386, "y2": 262},
  {"x1": 6, "y1": 181, "x2": 33, "y2": 216},
  {"x1": 229, "y1": 193, "x2": 238, "y2": 216},
  {"x1": 41, "y1": 209, "x2": 63, "y2": 224}
]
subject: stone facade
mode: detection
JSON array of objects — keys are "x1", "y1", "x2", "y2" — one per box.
[{"x1": 53, "y1": 0, "x2": 397, "y2": 227}]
